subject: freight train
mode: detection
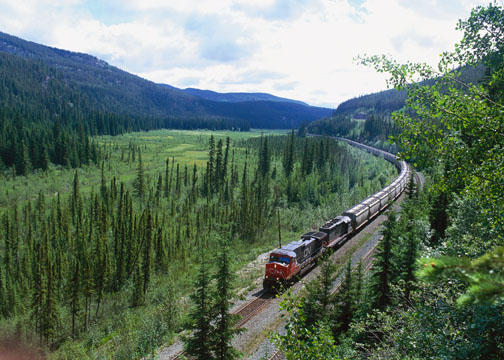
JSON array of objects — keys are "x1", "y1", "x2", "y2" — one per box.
[{"x1": 263, "y1": 137, "x2": 410, "y2": 291}]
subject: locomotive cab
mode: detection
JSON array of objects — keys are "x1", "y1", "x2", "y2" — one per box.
[{"x1": 263, "y1": 249, "x2": 298, "y2": 291}]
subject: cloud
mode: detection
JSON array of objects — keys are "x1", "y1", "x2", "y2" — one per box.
[
  {"x1": 397, "y1": 0, "x2": 481, "y2": 19},
  {"x1": 273, "y1": 81, "x2": 299, "y2": 91},
  {"x1": 221, "y1": 69, "x2": 285, "y2": 85},
  {"x1": 391, "y1": 32, "x2": 437, "y2": 52},
  {"x1": 184, "y1": 14, "x2": 255, "y2": 63},
  {"x1": 0, "y1": 0, "x2": 492, "y2": 108},
  {"x1": 177, "y1": 77, "x2": 201, "y2": 87},
  {"x1": 233, "y1": 0, "x2": 321, "y2": 21}
]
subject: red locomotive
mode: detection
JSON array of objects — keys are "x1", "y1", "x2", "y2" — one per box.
[{"x1": 263, "y1": 138, "x2": 409, "y2": 291}]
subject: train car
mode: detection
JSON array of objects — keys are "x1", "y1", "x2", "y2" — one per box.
[
  {"x1": 263, "y1": 231, "x2": 326, "y2": 290},
  {"x1": 361, "y1": 195, "x2": 381, "y2": 220},
  {"x1": 343, "y1": 203, "x2": 370, "y2": 231},
  {"x1": 263, "y1": 136, "x2": 411, "y2": 292},
  {"x1": 319, "y1": 216, "x2": 352, "y2": 248},
  {"x1": 375, "y1": 190, "x2": 390, "y2": 210}
]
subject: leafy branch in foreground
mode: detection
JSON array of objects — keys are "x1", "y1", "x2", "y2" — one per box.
[
  {"x1": 418, "y1": 246, "x2": 504, "y2": 306},
  {"x1": 359, "y1": 2, "x2": 504, "y2": 307}
]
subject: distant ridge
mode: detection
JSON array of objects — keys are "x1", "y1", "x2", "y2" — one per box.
[
  {"x1": 0, "y1": 31, "x2": 332, "y2": 129},
  {"x1": 180, "y1": 87, "x2": 308, "y2": 106}
]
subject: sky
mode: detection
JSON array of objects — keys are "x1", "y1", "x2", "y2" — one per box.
[{"x1": 0, "y1": 0, "x2": 493, "y2": 108}]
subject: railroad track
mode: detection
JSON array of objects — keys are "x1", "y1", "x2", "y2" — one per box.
[
  {"x1": 170, "y1": 292, "x2": 273, "y2": 359},
  {"x1": 268, "y1": 349, "x2": 284, "y2": 360},
  {"x1": 235, "y1": 291, "x2": 273, "y2": 327}
]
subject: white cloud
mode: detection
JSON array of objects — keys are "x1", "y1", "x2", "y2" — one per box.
[{"x1": 0, "y1": 0, "x2": 492, "y2": 108}]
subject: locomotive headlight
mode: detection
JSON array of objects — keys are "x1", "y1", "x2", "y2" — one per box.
[
  {"x1": 276, "y1": 277, "x2": 279, "y2": 281},
  {"x1": 274, "y1": 264, "x2": 277, "y2": 269}
]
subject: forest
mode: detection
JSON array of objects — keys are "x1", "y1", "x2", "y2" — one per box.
[
  {"x1": 0, "y1": 128, "x2": 396, "y2": 358},
  {"x1": 273, "y1": 4, "x2": 504, "y2": 359}
]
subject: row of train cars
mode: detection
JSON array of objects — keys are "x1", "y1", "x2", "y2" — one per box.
[{"x1": 263, "y1": 137, "x2": 411, "y2": 291}]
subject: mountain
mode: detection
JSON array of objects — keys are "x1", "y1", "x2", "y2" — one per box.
[
  {"x1": 334, "y1": 88, "x2": 407, "y2": 118},
  {"x1": 332, "y1": 65, "x2": 485, "y2": 118},
  {"x1": 0, "y1": 31, "x2": 332, "y2": 130},
  {"x1": 180, "y1": 87, "x2": 307, "y2": 105},
  {"x1": 306, "y1": 64, "x2": 486, "y2": 151}
]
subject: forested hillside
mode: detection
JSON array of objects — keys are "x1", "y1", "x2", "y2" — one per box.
[
  {"x1": 274, "y1": 4, "x2": 504, "y2": 359},
  {"x1": 0, "y1": 31, "x2": 333, "y2": 176},
  {"x1": 0, "y1": 31, "x2": 332, "y2": 130},
  {"x1": 306, "y1": 62, "x2": 486, "y2": 153},
  {"x1": 179, "y1": 87, "x2": 307, "y2": 105}
]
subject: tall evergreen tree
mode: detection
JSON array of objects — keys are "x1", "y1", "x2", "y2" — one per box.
[
  {"x1": 302, "y1": 255, "x2": 336, "y2": 329},
  {"x1": 331, "y1": 260, "x2": 354, "y2": 337},
  {"x1": 369, "y1": 211, "x2": 397, "y2": 310},
  {"x1": 211, "y1": 237, "x2": 242, "y2": 359},
  {"x1": 183, "y1": 251, "x2": 214, "y2": 359},
  {"x1": 258, "y1": 136, "x2": 270, "y2": 177},
  {"x1": 283, "y1": 129, "x2": 294, "y2": 177},
  {"x1": 134, "y1": 150, "x2": 145, "y2": 198}
]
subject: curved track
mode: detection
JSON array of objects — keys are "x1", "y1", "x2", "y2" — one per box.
[{"x1": 168, "y1": 137, "x2": 411, "y2": 360}]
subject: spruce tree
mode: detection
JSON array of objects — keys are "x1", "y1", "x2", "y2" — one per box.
[
  {"x1": 211, "y1": 237, "x2": 242, "y2": 359},
  {"x1": 369, "y1": 211, "x2": 397, "y2": 310},
  {"x1": 398, "y1": 206, "x2": 419, "y2": 301},
  {"x1": 258, "y1": 136, "x2": 270, "y2": 177},
  {"x1": 223, "y1": 136, "x2": 230, "y2": 180},
  {"x1": 142, "y1": 209, "x2": 153, "y2": 296},
  {"x1": 352, "y1": 259, "x2": 364, "y2": 313},
  {"x1": 332, "y1": 260, "x2": 354, "y2": 337},
  {"x1": 183, "y1": 251, "x2": 214, "y2": 359},
  {"x1": 131, "y1": 262, "x2": 144, "y2": 307},
  {"x1": 70, "y1": 260, "x2": 80, "y2": 337},
  {"x1": 134, "y1": 150, "x2": 145, "y2": 198},
  {"x1": 283, "y1": 129, "x2": 294, "y2": 177},
  {"x1": 302, "y1": 255, "x2": 336, "y2": 329},
  {"x1": 406, "y1": 174, "x2": 416, "y2": 198},
  {"x1": 15, "y1": 139, "x2": 30, "y2": 176},
  {"x1": 215, "y1": 139, "x2": 223, "y2": 190}
]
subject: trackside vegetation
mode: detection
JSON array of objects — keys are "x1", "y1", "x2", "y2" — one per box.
[{"x1": 273, "y1": 4, "x2": 504, "y2": 359}]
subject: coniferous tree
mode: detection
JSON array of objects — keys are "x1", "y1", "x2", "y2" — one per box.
[
  {"x1": 155, "y1": 173, "x2": 162, "y2": 205},
  {"x1": 283, "y1": 130, "x2": 294, "y2": 177},
  {"x1": 429, "y1": 189, "x2": 448, "y2": 246},
  {"x1": 183, "y1": 251, "x2": 214, "y2": 359},
  {"x1": 131, "y1": 262, "x2": 144, "y2": 307},
  {"x1": 207, "y1": 135, "x2": 215, "y2": 194},
  {"x1": 71, "y1": 170, "x2": 82, "y2": 224},
  {"x1": 100, "y1": 162, "x2": 108, "y2": 205},
  {"x1": 369, "y1": 211, "x2": 397, "y2": 310},
  {"x1": 134, "y1": 150, "x2": 145, "y2": 198},
  {"x1": 223, "y1": 136, "x2": 230, "y2": 180},
  {"x1": 211, "y1": 237, "x2": 242, "y2": 359},
  {"x1": 15, "y1": 139, "x2": 30, "y2": 176},
  {"x1": 352, "y1": 259, "x2": 364, "y2": 313},
  {"x1": 142, "y1": 209, "x2": 153, "y2": 296},
  {"x1": 332, "y1": 260, "x2": 354, "y2": 338},
  {"x1": 215, "y1": 139, "x2": 223, "y2": 190},
  {"x1": 398, "y1": 206, "x2": 419, "y2": 301},
  {"x1": 258, "y1": 136, "x2": 270, "y2": 177},
  {"x1": 406, "y1": 174, "x2": 416, "y2": 199},
  {"x1": 69, "y1": 259, "x2": 80, "y2": 337},
  {"x1": 302, "y1": 255, "x2": 336, "y2": 329}
]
